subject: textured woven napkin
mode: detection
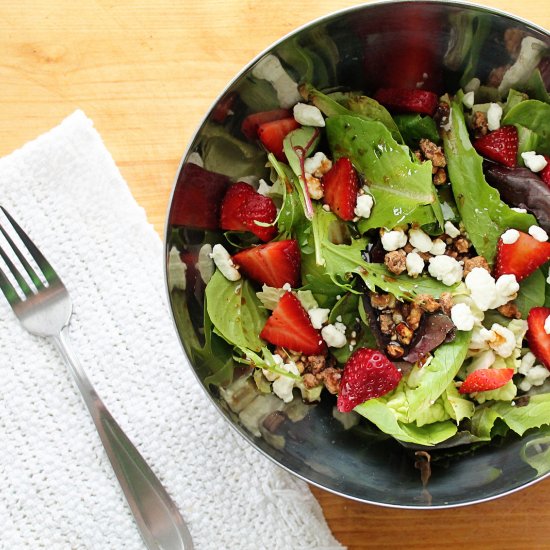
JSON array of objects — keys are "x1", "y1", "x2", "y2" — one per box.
[{"x1": 0, "y1": 111, "x2": 344, "y2": 550}]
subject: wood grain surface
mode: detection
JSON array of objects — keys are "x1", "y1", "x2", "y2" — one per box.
[{"x1": 1, "y1": 1, "x2": 550, "y2": 548}]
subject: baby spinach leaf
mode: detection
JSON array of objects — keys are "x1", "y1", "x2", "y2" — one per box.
[
  {"x1": 205, "y1": 270, "x2": 267, "y2": 352},
  {"x1": 502, "y1": 99, "x2": 550, "y2": 154},
  {"x1": 394, "y1": 113, "x2": 440, "y2": 147},
  {"x1": 515, "y1": 268, "x2": 546, "y2": 318},
  {"x1": 442, "y1": 94, "x2": 535, "y2": 263},
  {"x1": 326, "y1": 114, "x2": 444, "y2": 231}
]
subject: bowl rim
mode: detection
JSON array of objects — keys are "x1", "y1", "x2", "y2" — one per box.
[{"x1": 163, "y1": 0, "x2": 550, "y2": 509}]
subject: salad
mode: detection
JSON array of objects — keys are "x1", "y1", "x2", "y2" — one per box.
[{"x1": 182, "y1": 35, "x2": 550, "y2": 449}]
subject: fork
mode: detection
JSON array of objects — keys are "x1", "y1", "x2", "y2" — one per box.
[{"x1": 0, "y1": 207, "x2": 194, "y2": 550}]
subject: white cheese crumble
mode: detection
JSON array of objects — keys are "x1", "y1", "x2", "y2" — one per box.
[
  {"x1": 483, "y1": 323, "x2": 517, "y2": 358},
  {"x1": 293, "y1": 103, "x2": 325, "y2": 127},
  {"x1": 427, "y1": 255, "x2": 463, "y2": 286},
  {"x1": 518, "y1": 351, "x2": 550, "y2": 391},
  {"x1": 408, "y1": 227, "x2": 433, "y2": 253},
  {"x1": 444, "y1": 220, "x2": 461, "y2": 238},
  {"x1": 501, "y1": 228, "x2": 520, "y2": 244},
  {"x1": 528, "y1": 224, "x2": 549, "y2": 242},
  {"x1": 308, "y1": 307, "x2": 330, "y2": 330},
  {"x1": 511, "y1": 207, "x2": 527, "y2": 213},
  {"x1": 487, "y1": 102, "x2": 503, "y2": 131},
  {"x1": 462, "y1": 91, "x2": 475, "y2": 109},
  {"x1": 257, "y1": 178, "x2": 275, "y2": 197},
  {"x1": 381, "y1": 229, "x2": 407, "y2": 251},
  {"x1": 304, "y1": 151, "x2": 332, "y2": 177},
  {"x1": 465, "y1": 268, "x2": 519, "y2": 311},
  {"x1": 545, "y1": 314, "x2": 550, "y2": 335},
  {"x1": 522, "y1": 150, "x2": 548, "y2": 173},
  {"x1": 405, "y1": 251, "x2": 424, "y2": 277},
  {"x1": 494, "y1": 274, "x2": 520, "y2": 307},
  {"x1": 450, "y1": 303, "x2": 476, "y2": 331},
  {"x1": 354, "y1": 193, "x2": 374, "y2": 219},
  {"x1": 430, "y1": 239, "x2": 446, "y2": 256},
  {"x1": 321, "y1": 323, "x2": 347, "y2": 348},
  {"x1": 272, "y1": 361, "x2": 300, "y2": 403},
  {"x1": 210, "y1": 244, "x2": 241, "y2": 281}
]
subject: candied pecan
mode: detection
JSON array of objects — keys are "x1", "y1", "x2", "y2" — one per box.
[
  {"x1": 433, "y1": 168, "x2": 447, "y2": 186},
  {"x1": 504, "y1": 28, "x2": 526, "y2": 58},
  {"x1": 439, "y1": 292, "x2": 454, "y2": 315},
  {"x1": 403, "y1": 242, "x2": 415, "y2": 254},
  {"x1": 304, "y1": 354, "x2": 326, "y2": 375},
  {"x1": 463, "y1": 255, "x2": 490, "y2": 277},
  {"x1": 396, "y1": 322, "x2": 414, "y2": 345},
  {"x1": 392, "y1": 311, "x2": 404, "y2": 324},
  {"x1": 406, "y1": 304, "x2": 423, "y2": 330},
  {"x1": 471, "y1": 111, "x2": 489, "y2": 138},
  {"x1": 454, "y1": 237, "x2": 470, "y2": 254},
  {"x1": 420, "y1": 139, "x2": 447, "y2": 168},
  {"x1": 370, "y1": 292, "x2": 396, "y2": 310},
  {"x1": 384, "y1": 249, "x2": 407, "y2": 275},
  {"x1": 302, "y1": 373, "x2": 319, "y2": 389},
  {"x1": 498, "y1": 302, "x2": 522, "y2": 319},
  {"x1": 379, "y1": 313, "x2": 395, "y2": 335},
  {"x1": 386, "y1": 341, "x2": 405, "y2": 359},
  {"x1": 319, "y1": 367, "x2": 342, "y2": 394},
  {"x1": 434, "y1": 101, "x2": 450, "y2": 128},
  {"x1": 414, "y1": 294, "x2": 441, "y2": 313}
]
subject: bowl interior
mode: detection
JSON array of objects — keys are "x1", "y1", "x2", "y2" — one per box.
[{"x1": 166, "y1": 0, "x2": 550, "y2": 507}]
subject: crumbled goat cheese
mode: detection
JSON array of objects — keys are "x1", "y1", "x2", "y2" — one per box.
[
  {"x1": 308, "y1": 307, "x2": 330, "y2": 330},
  {"x1": 522, "y1": 151, "x2": 548, "y2": 173},
  {"x1": 381, "y1": 229, "x2": 408, "y2": 251},
  {"x1": 168, "y1": 247, "x2": 187, "y2": 290},
  {"x1": 465, "y1": 267, "x2": 497, "y2": 311},
  {"x1": 494, "y1": 274, "x2": 520, "y2": 305},
  {"x1": 303, "y1": 173, "x2": 324, "y2": 200},
  {"x1": 304, "y1": 152, "x2": 332, "y2": 176},
  {"x1": 210, "y1": 244, "x2": 241, "y2": 281},
  {"x1": 487, "y1": 102, "x2": 503, "y2": 131},
  {"x1": 293, "y1": 102, "x2": 325, "y2": 127},
  {"x1": 406, "y1": 251, "x2": 425, "y2": 277},
  {"x1": 321, "y1": 323, "x2": 347, "y2": 348},
  {"x1": 430, "y1": 239, "x2": 446, "y2": 256},
  {"x1": 428, "y1": 255, "x2": 463, "y2": 286},
  {"x1": 528, "y1": 224, "x2": 549, "y2": 242},
  {"x1": 451, "y1": 303, "x2": 476, "y2": 331},
  {"x1": 511, "y1": 207, "x2": 527, "y2": 213},
  {"x1": 408, "y1": 227, "x2": 433, "y2": 253},
  {"x1": 196, "y1": 243, "x2": 214, "y2": 284},
  {"x1": 468, "y1": 349, "x2": 496, "y2": 372},
  {"x1": 444, "y1": 220, "x2": 461, "y2": 238},
  {"x1": 519, "y1": 352, "x2": 537, "y2": 375},
  {"x1": 518, "y1": 365, "x2": 550, "y2": 392},
  {"x1": 354, "y1": 194, "x2": 374, "y2": 219},
  {"x1": 252, "y1": 54, "x2": 301, "y2": 108},
  {"x1": 501, "y1": 228, "x2": 520, "y2": 244},
  {"x1": 272, "y1": 361, "x2": 300, "y2": 403},
  {"x1": 484, "y1": 323, "x2": 517, "y2": 358},
  {"x1": 257, "y1": 178, "x2": 275, "y2": 197},
  {"x1": 462, "y1": 91, "x2": 475, "y2": 109},
  {"x1": 545, "y1": 314, "x2": 550, "y2": 335}
]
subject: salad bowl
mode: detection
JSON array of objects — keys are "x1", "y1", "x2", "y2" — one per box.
[{"x1": 165, "y1": 1, "x2": 550, "y2": 508}]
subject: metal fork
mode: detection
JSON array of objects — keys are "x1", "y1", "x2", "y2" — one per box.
[{"x1": 0, "y1": 207, "x2": 194, "y2": 550}]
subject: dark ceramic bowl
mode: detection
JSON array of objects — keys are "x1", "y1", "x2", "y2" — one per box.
[{"x1": 165, "y1": 1, "x2": 550, "y2": 508}]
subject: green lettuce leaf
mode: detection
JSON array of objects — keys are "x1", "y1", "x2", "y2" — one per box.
[
  {"x1": 502, "y1": 99, "x2": 550, "y2": 154},
  {"x1": 394, "y1": 113, "x2": 440, "y2": 148},
  {"x1": 325, "y1": 114, "x2": 444, "y2": 231},
  {"x1": 442, "y1": 94, "x2": 536, "y2": 263},
  {"x1": 515, "y1": 268, "x2": 546, "y2": 318}
]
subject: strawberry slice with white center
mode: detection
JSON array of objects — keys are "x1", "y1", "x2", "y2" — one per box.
[
  {"x1": 494, "y1": 230, "x2": 550, "y2": 281},
  {"x1": 527, "y1": 307, "x2": 550, "y2": 370},
  {"x1": 337, "y1": 348, "x2": 402, "y2": 413},
  {"x1": 322, "y1": 157, "x2": 359, "y2": 221},
  {"x1": 473, "y1": 126, "x2": 518, "y2": 168},
  {"x1": 232, "y1": 239, "x2": 301, "y2": 288},
  {"x1": 260, "y1": 292, "x2": 326, "y2": 355},
  {"x1": 459, "y1": 368, "x2": 514, "y2": 394}
]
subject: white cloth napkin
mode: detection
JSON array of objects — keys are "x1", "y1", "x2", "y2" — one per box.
[{"x1": 0, "y1": 111, "x2": 344, "y2": 550}]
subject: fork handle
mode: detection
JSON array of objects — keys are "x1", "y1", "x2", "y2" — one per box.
[{"x1": 53, "y1": 327, "x2": 194, "y2": 550}]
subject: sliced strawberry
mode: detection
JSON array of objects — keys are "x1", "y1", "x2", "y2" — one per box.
[
  {"x1": 473, "y1": 126, "x2": 518, "y2": 168},
  {"x1": 540, "y1": 155, "x2": 550, "y2": 187},
  {"x1": 220, "y1": 182, "x2": 277, "y2": 242},
  {"x1": 211, "y1": 92, "x2": 237, "y2": 124},
  {"x1": 373, "y1": 88, "x2": 439, "y2": 116},
  {"x1": 337, "y1": 348, "x2": 402, "y2": 413},
  {"x1": 459, "y1": 368, "x2": 514, "y2": 394},
  {"x1": 322, "y1": 157, "x2": 359, "y2": 221},
  {"x1": 527, "y1": 307, "x2": 550, "y2": 369},
  {"x1": 241, "y1": 108, "x2": 291, "y2": 140},
  {"x1": 494, "y1": 230, "x2": 550, "y2": 281},
  {"x1": 170, "y1": 162, "x2": 231, "y2": 230},
  {"x1": 257, "y1": 117, "x2": 300, "y2": 161},
  {"x1": 260, "y1": 292, "x2": 326, "y2": 355},
  {"x1": 232, "y1": 239, "x2": 301, "y2": 288}
]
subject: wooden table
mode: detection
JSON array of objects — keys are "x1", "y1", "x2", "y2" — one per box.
[{"x1": 2, "y1": 1, "x2": 550, "y2": 548}]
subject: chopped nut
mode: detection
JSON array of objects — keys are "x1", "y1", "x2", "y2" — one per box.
[
  {"x1": 384, "y1": 249, "x2": 407, "y2": 275},
  {"x1": 432, "y1": 168, "x2": 447, "y2": 186},
  {"x1": 319, "y1": 367, "x2": 341, "y2": 394},
  {"x1": 403, "y1": 242, "x2": 415, "y2": 254},
  {"x1": 379, "y1": 313, "x2": 395, "y2": 335},
  {"x1": 471, "y1": 111, "x2": 489, "y2": 138},
  {"x1": 302, "y1": 373, "x2": 318, "y2": 389},
  {"x1": 454, "y1": 237, "x2": 470, "y2": 254},
  {"x1": 304, "y1": 355, "x2": 326, "y2": 375},
  {"x1": 498, "y1": 302, "x2": 522, "y2": 319},
  {"x1": 406, "y1": 304, "x2": 423, "y2": 330},
  {"x1": 414, "y1": 294, "x2": 441, "y2": 313},
  {"x1": 420, "y1": 139, "x2": 447, "y2": 168},
  {"x1": 463, "y1": 255, "x2": 490, "y2": 277},
  {"x1": 396, "y1": 322, "x2": 414, "y2": 345},
  {"x1": 303, "y1": 174, "x2": 324, "y2": 200},
  {"x1": 439, "y1": 292, "x2": 454, "y2": 315},
  {"x1": 370, "y1": 292, "x2": 396, "y2": 310},
  {"x1": 386, "y1": 341, "x2": 405, "y2": 359}
]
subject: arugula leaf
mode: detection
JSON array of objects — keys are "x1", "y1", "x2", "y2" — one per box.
[
  {"x1": 325, "y1": 114, "x2": 444, "y2": 231},
  {"x1": 282, "y1": 126, "x2": 320, "y2": 177},
  {"x1": 515, "y1": 268, "x2": 546, "y2": 318},
  {"x1": 205, "y1": 270, "x2": 267, "y2": 352},
  {"x1": 442, "y1": 94, "x2": 536, "y2": 263},
  {"x1": 502, "y1": 99, "x2": 550, "y2": 154}
]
